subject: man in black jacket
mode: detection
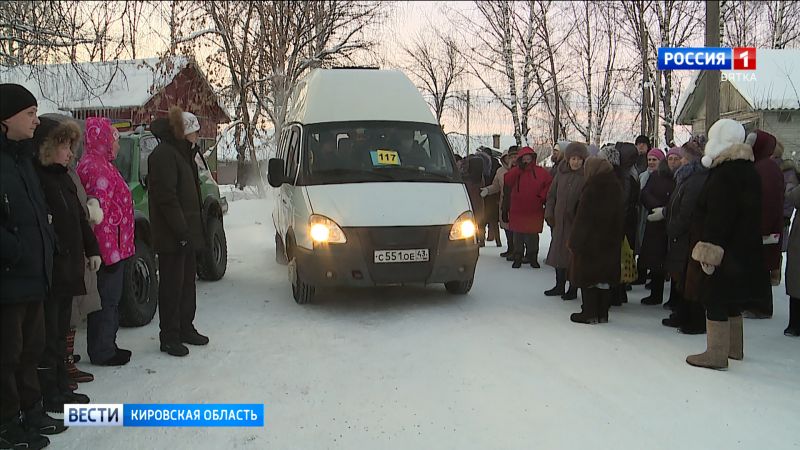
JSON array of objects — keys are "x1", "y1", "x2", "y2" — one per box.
[
  {"x1": 148, "y1": 107, "x2": 208, "y2": 357},
  {"x1": 0, "y1": 84, "x2": 65, "y2": 449}
]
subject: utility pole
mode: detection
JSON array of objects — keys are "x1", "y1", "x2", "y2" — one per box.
[
  {"x1": 705, "y1": 0, "x2": 721, "y2": 134},
  {"x1": 465, "y1": 90, "x2": 470, "y2": 156}
]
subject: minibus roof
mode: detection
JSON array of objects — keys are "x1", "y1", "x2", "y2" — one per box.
[{"x1": 286, "y1": 69, "x2": 438, "y2": 126}]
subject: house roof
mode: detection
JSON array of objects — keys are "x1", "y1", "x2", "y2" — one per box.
[
  {"x1": 0, "y1": 56, "x2": 230, "y2": 120},
  {"x1": 676, "y1": 48, "x2": 800, "y2": 124}
]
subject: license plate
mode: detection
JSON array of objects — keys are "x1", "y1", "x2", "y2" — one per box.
[{"x1": 374, "y1": 249, "x2": 429, "y2": 264}]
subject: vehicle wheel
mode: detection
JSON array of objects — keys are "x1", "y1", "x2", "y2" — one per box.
[
  {"x1": 275, "y1": 233, "x2": 288, "y2": 265},
  {"x1": 288, "y1": 243, "x2": 315, "y2": 304},
  {"x1": 198, "y1": 216, "x2": 228, "y2": 281},
  {"x1": 120, "y1": 238, "x2": 159, "y2": 327},
  {"x1": 445, "y1": 277, "x2": 474, "y2": 295}
]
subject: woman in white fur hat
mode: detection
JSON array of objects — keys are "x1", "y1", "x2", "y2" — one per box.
[{"x1": 683, "y1": 119, "x2": 767, "y2": 370}]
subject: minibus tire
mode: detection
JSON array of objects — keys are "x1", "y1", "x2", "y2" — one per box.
[{"x1": 445, "y1": 278, "x2": 474, "y2": 295}]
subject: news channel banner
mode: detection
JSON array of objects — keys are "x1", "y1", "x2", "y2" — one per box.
[
  {"x1": 64, "y1": 404, "x2": 265, "y2": 427},
  {"x1": 658, "y1": 47, "x2": 757, "y2": 71}
]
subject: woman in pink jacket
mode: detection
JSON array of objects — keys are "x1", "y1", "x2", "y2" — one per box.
[{"x1": 76, "y1": 117, "x2": 134, "y2": 366}]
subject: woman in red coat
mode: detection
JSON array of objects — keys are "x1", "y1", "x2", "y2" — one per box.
[{"x1": 503, "y1": 146, "x2": 553, "y2": 268}]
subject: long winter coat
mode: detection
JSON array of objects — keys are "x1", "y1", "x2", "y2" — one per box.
[
  {"x1": 504, "y1": 147, "x2": 553, "y2": 234},
  {"x1": 664, "y1": 161, "x2": 708, "y2": 283},
  {"x1": 462, "y1": 155, "x2": 485, "y2": 227},
  {"x1": 685, "y1": 143, "x2": 767, "y2": 306},
  {"x1": 780, "y1": 159, "x2": 799, "y2": 252},
  {"x1": 638, "y1": 160, "x2": 675, "y2": 271},
  {"x1": 0, "y1": 134, "x2": 56, "y2": 303},
  {"x1": 148, "y1": 110, "x2": 206, "y2": 253},
  {"x1": 635, "y1": 170, "x2": 651, "y2": 253},
  {"x1": 35, "y1": 161, "x2": 100, "y2": 296},
  {"x1": 545, "y1": 160, "x2": 585, "y2": 269},
  {"x1": 618, "y1": 143, "x2": 641, "y2": 248},
  {"x1": 487, "y1": 164, "x2": 510, "y2": 229},
  {"x1": 785, "y1": 185, "x2": 800, "y2": 298},
  {"x1": 77, "y1": 117, "x2": 135, "y2": 265},
  {"x1": 68, "y1": 168, "x2": 102, "y2": 322},
  {"x1": 567, "y1": 158, "x2": 623, "y2": 288},
  {"x1": 753, "y1": 139, "x2": 784, "y2": 271}
]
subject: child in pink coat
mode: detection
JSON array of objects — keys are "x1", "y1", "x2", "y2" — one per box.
[{"x1": 76, "y1": 117, "x2": 134, "y2": 366}]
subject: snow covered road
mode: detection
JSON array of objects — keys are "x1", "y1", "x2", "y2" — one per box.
[{"x1": 58, "y1": 196, "x2": 799, "y2": 450}]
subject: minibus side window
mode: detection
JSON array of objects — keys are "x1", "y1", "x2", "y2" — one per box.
[{"x1": 285, "y1": 126, "x2": 301, "y2": 183}]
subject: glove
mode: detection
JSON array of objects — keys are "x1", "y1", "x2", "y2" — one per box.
[
  {"x1": 647, "y1": 207, "x2": 665, "y2": 222},
  {"x1": 86, "y1": 198, "x2": 104, "y2": 225},
  {"x1": 479, "y1": 187, "x2": 489, "y2": 198},
  {"x1": 88, "y1": 256, "x2": 102, "y2": 273},
  {"x1": 701, "y1": 262, "x2": 716, "y2": 275}
]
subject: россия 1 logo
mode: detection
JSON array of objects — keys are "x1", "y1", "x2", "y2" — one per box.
[{"x1": 658, "y1": 47, "x2": 756, "y2": 71}]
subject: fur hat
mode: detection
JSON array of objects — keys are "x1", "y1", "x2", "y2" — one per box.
[
  {"x1": 702, "y1": 119, "x2": 746, "y2": 168},
  {"x1": 647, "y1": 148, "x2": 665, "y2": 161},
  {"x1": 182, "y1": 111, "x2": 200, "y2": 135},
  {"x1": 598, "y1": 143, "x2": 620, "y2": 167},
  {"x1": 34, "y1": 116, "x2": 81, "y2": 164},
  {"x1": 635, "y1": 135, "x2": 651, "y2": 147},
  {"x1": 745, "y1": 129, "x2": 776, "y2": 162},
  {"x1": 564, "y1": 142, "x2": 589, "y2": 160},
  {"x1": 0, "y1": 83, "x2": 37, "y2": 122}
]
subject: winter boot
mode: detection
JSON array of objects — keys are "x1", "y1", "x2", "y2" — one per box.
[
  {"x1": 544, "y1": 269, "x2": 566, "y2": 296},
  {"x1": 160, "y1": 341, "x2": 189, "y2": 357},
  {"x1": 786, "y1": 298, "x2": 800, "y2": 337},
  {"x1": 21, "y1": 403, "x2": 67, "y2": 435},
  {"x1": 570, "y1": 288, "x2": 599, "y2": 324},
  {"x1": 561, "y1": 286, "x2": 578, "y2": 301},
  {"x1": 641, "y1": 272, "x2": 665, "y2": 305},
  {"x1": 686, "y1": 319, "x2": 730, "y2": 370},
  {"x1": 678, "y1": 301, "x2": 708, "y2": 335},
  {"x1": 597, "y1": 288, "x2": 610, "y2": 323},
  {"x1": 65, "y1": 355, "x2": 93, "y2": 384},
  {"x1": 729, "y1": 315, "x2": 743, "y2": 360},
  {"x1": 0, "y1": 418, "x2": 49, "y2": 450},
  {"x1": 530, "y1": 260, "x2": 540, "y2": 269},
  {"x1": 662, "y1": 312, "x2": 680, "y2": 328},
  {"x1": 181, "y1": 329, "x2": 209, "y2": 346},
  {"x1": 511, "y1": 257, "x2": 522, "y2": 269}
]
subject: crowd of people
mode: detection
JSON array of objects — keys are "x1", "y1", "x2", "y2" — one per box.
[
  {"x1": 459, "y1": 123, "x2": 799, "y2": 367},
  {"x1": 1, "y1": 83, "x2": 209, "y2": 449}
]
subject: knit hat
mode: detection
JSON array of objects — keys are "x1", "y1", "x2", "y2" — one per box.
[
  {"x1": 564, "y1": 142, "x2": 589, "y2": 160},
  {"x1": 182, "y1": 112, "x2": 200, "y2": 135},
  {"x1": 635, "y1": 135, "x2": 651, "y2": 147},
  {"x1": 666, "y1": 147, "x2": 682, "y2": 160},
  {"x1": 647, "y1": 148, "x2": 665, "y2": 161},
  {"x1": 702, "y1": 119, "x2": 745, "y2": 168},
  {"x1": 598, "y1": 143, "x2": 620, "y2": 167},
  {"x1": 680, "y1": 140, "x2": 703, "y2": 161},
  {"x1": 0, "y1": 83, "x2": 38, "y2": 121}
]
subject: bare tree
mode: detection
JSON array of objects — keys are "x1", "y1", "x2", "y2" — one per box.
[
  {"x1": 0, "y1": 1, "x2": 95, "y2": 66},
  {"x1": 650, "y1": 0, "x2": 703, "y2": 146},
  {"x1": 401, "y1": 30, "x2": 466, "y2": 125},
  {"x1": 251, "y1": 1, "x2": 381, "y2": 140},
  {"x1": 526, "y1": 1, "x2": 572, "y2": 144},
  {"x1": 721, "y1": 0, "x2": 765, "y2": 47},
  {"x1": 765, "y1": 0, "x2": 800, "y2": 48},
  {"x1": 454, "y1": 1, "x2": 536, "y2": 146},
  {"x1": 564, "y1": 1, "x2": 620, "y2": 145}
]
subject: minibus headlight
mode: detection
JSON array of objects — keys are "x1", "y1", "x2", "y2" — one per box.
[
  {"x1": 309, "y1": 215, "x2": 347, "y2": 244},
  {"x1": 449, "y1": 212, "x2": 477, "y2": 241}
]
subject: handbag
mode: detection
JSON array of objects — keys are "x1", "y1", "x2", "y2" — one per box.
[{"x1": 621, "y1": 236, "x2": 637, "y2": 284}]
